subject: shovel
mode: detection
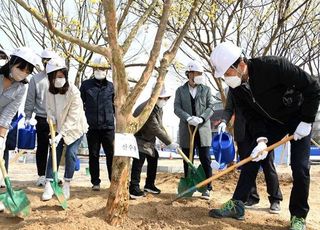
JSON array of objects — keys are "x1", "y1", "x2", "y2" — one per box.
[
  {"x1": 173, "y1": 135, "x2": 294, "y2": 202},
  {"x1": 177, "y1": 125, "x2": 207, "y2": 197},
  {"x1": 188, "y1": 125, "x2": 197, "y2": 161},
  {"x1": 48, "y1": 119, "x2": 67, "y2": 209},
  {"x1": 0, "y1": 152, "x2": 31, "y2": 217},
  {"x1": 177, "y1": 148, "x2": 206, "y2": 196}
]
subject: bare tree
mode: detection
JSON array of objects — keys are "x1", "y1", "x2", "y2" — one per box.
[
  {"x1": 134, "y1": 0, "x2": 320, "y2": 106},
  {"x1": 13, "y1": 0, "x2": 201, "y2": 225}
]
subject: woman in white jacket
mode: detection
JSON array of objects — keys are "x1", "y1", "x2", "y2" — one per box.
[{"x1": 42, "y1": 57, "x2": 88, "y2": 201}]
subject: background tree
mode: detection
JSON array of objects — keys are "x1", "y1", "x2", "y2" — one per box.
[
  {"x1": 134, "y1": 0, "x2": 320, "y2": 105},
  {"x1": 13, "y1": 0, "x2": 201, "y2": 225}
]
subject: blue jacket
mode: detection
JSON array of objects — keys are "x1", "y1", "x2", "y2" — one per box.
[{"x1": 80, "y1": 78, "x2": 115, "y2": 130}]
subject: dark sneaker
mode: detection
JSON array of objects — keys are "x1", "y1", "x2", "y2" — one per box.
[
  {"x1": 290, "y1": 216, "x2": 306, "y2": 230},
  {"x1": 130, "y1": 187, "x2": 145, "y2": 199},
  {"x1": 201, "y1": 190, "x2": 210, "y2": 200},
  {"x1": 208, "y1": 199, "x2": 245, "y2": 220},
  {"x1": 244, "y1": 199, "x2": 259, "y2": 209},
  {"x1": 92, "y1": 184, "x2": 100, "y2": 191},
  {"x1": 269, "y1": 202, "x2": 281, "y2": 214},
  {"x1": 144, "y1": 184, "x2": 161, "y2": 194}
]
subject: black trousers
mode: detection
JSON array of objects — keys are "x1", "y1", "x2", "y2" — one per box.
[
  {"x1": 87, "y1": 128, "x2": 114, "y2": 185},
  {"x1": 182, "y1": 131, "x2": 212, "y2": 190},
  {"x1": 130, "y1": 150, "x2": 159, "y2": 190},
  {"x1": 234, "y1": 118, "x2": 310, "y2": 218},
  {"x1": 234, "y1": 134, "x2": 283, "y2": 204},
  {"x1": 35, "y1": 116, "x2": 50, "y2": 176}
]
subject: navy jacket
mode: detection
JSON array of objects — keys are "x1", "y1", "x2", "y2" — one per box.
[
  {"x1": 80, "y1": 78, "x2": 115, "y2": 130},
  {"x1": 231, "y1": 56, "x2": 320, "y2": 139}
]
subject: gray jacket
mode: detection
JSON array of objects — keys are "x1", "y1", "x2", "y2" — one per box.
[
  {"x1": 0, "y1": 75, "x2": 26, "y2": 129},
  {"x1": 174, "y1": 82, "x2": 214, "y2": 148},
  {"x1": 134, "y1": 100, "x2": 172, "y2": 157},
  {"x1": 24, "y1": 71, "x2": 48, "y2": 119}
]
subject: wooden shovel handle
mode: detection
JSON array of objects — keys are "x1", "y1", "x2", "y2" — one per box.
[
  {"x1": 188, "y1": 125, "x2": 198, "y2": 161},
  {"x1": 0, "y1": 152, "x2": 8, "y2": 178},
  {"x1": 194, "y1": 135, "x2": 294, "y2": 189},
  {"x1": 48, "y1": 119, "x2": 58, "y2": 173}
]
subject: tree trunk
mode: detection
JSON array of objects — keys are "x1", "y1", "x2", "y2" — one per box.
[
  {"x1": 105, "y1": 113, "x2": 131, "y2": 225},
  {"x1": 105, "y1": 156, "x2": 130, "y2": 225}
]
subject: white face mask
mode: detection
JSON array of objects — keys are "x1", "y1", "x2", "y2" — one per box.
[
  {"x1": 224, "y1": 76, "x2": 241, "y2": 88},
  {"x1": 194, "y1": 75, "x2": 205, "y2": 85},
  {"x1": 94, "y1": 70, "x2": 107, "y2": 80},
  {"x1": 156, "y1": 99, "x2": 167, "y2": 108},
  {"x1": 10, "y1": 66, "x2": 29, "y2": 82},
  {"x1": 0, "y1": 59, "x2": 7, "y2": 67},
  {"x1": 54, "y1": 78, "x2": 66, "y2": 88}
]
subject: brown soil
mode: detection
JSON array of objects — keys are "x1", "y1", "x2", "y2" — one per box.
[{"x1": 0, "y1": 163, "x2": 319, "y2": 230}]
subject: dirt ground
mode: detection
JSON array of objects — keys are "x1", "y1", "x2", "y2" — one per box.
[{"x1": 0, "y1": 161, "x2": 319, "y2": 230}]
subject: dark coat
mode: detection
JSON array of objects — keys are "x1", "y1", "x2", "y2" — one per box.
[
  {"x1": 222, "y1": 90, "x2": 246, "y2": 142},
  {"x1": 80, "y1": 78, "x2": 115, "y2": 130},
  {"x1": 231, "y1": 56, "x2": 320, "y2": 139},
  {"x1": 134, "y1": 100, "x2": 172, "y2": 157}
]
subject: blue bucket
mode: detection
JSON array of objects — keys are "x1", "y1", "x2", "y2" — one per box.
[
  {"x1": 18, "y1": 124, "x2": 36, "y2": 149},
  {"x1": 211, "y1": 132, "x2": 235, "y2": 167}
]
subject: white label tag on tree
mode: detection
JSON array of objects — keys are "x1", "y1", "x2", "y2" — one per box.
[{"x1": 114, "y1": 133, "x2": 139, "y2": 159}]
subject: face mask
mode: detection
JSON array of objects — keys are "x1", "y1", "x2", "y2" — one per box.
[
  {"x1": 0, "y1": 59, "x2": 7, "y2": 67},
  {"x1": 94, "y1": 70, "x2": 107, "y2": 80},
  {"x1": 224, "y1": 76, "x2": 241, "y2": 88},
  {"x1": 156, "y1": 99, "x2": 167, "y2": 108},
  {"x1": 54, "y1": 78, "x2": 66, "y2": 88},
  {"x1": 10, "y1": 66, "x2": 29, "y2": 82},
  {"x1": 194, "y1": 75, "x2": 205, "y2": 85}
]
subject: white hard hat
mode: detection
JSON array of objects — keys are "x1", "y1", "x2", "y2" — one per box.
[
  {"x1": 41, "y1": 49, "x2": 58, "y2": 59},
  {"x1": 46, "y1": 57, "x2": 66, "y2": 74},
  {"x1": 92, "y1": 54, "x2": 108, "y2": 67},
  {"x1": 11, "y1": 47, "x2": 41, "y2": 67},
  {"x1": 210, "y1": 41, "x2": 242, "y2": 78},
  {"x1": 187, "y1": 60, "x2": 204, "y2": 73},
  {"x1": 159, "y1": 85, "x2": 172, "y2": 98}
]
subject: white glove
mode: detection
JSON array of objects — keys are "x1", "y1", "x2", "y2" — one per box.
[
  {"x1": 167, "y1": 142, "x2": 179, "y2": 150},
  {"x1": 218, "y1": 121, "x2": 227, "y2": 134},
  {"x1": 294, "y1": 121, "x2": 312, "y2": 141},
  {"x1": 24, "y1": 119, "x2": 30, "y2": 126},
  {"x1": 251, "y1": 140, "x2": 268, "y2": 162},
  {"x1": 0, "y1": 137, "x2": 5, "y2": 158},
  {"x1": 49, "y1": 133, "x2": 62, "y2": 146},
  {"x1": 193, "y1": 116, "x2": 203, "y2": 125},
  {"x1": 187, "y1": 116, "x2": 198, "y2": 126},
  {"x1": 210, "y1": 160, "x2": 220, "y2": 170}
]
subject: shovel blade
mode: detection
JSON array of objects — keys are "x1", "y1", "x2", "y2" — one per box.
[
  {"x1": 0, "y1": 178, "x2": 31, "y2": 217},
  {"x1": 191, "y1": 165, "x2": 207, "y2": 193},
  {"x1": 187, "y1": 164, "x2": 207, "y2": 193},
  {"x1": 178, "y1": 177, "x2": 194, "y2": 197},
  {"x1": 51, "y1": 173, "x2": 68, "y2": 209}
]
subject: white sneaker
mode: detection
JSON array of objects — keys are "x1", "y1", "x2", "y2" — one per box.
[
  {"x1": 42, "y1": 181, "x2": 54, "y2": 201},
  {"x1": 0, "y1": 201, "x2": 5, "y2": 212},
  {"x1": 63, "y1": 181, "x2": 70, "y2": 200},
  {"x1": 36, "y1": 176, "x2": 46, "y2": 187}
]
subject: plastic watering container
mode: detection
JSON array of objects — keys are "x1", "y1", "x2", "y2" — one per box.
[
  {"x1": 211, "y1": 132, "x2": 235, "y2": 168},
  {"x1": 18, "y1": 124, "x2": 36, "y2": 149}
]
